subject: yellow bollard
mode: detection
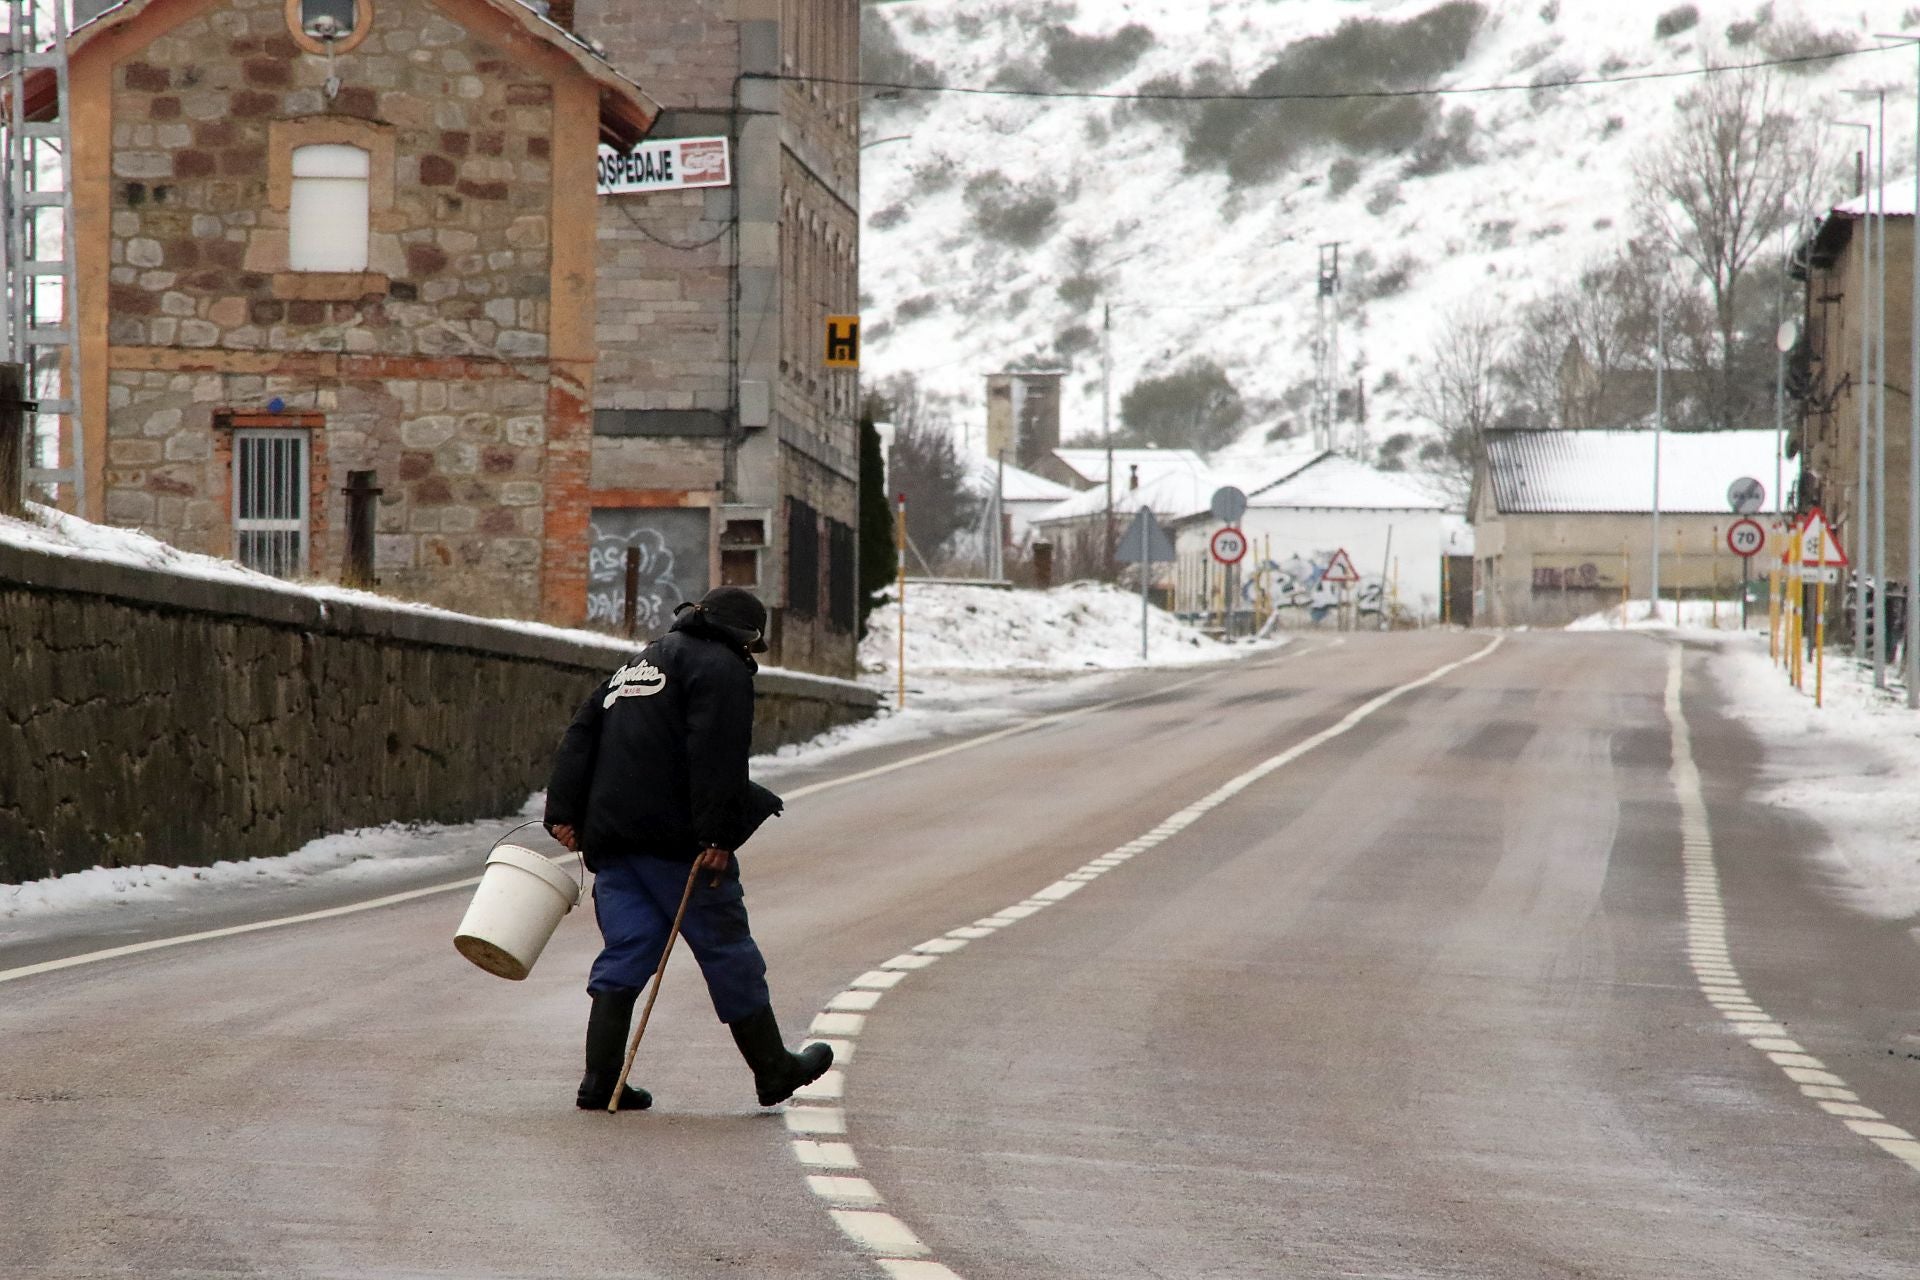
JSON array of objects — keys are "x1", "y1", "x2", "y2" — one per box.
[{"x1": 1814, "y1": 523, "x2": 1827, "y2": 708}]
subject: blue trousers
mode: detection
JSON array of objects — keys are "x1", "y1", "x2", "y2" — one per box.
[{"x1": 587, "y1": 853, "x2": 770, "y2": 1024}]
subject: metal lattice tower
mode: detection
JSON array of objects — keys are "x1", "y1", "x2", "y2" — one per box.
[
  {"x1": 2, "y1": 0, "x2": 82, "y2": 512},
  {"x1": 1312, "y1": 242, "x2": 1342, "y2": 455}
]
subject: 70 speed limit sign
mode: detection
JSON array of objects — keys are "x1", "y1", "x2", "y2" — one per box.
[
  {"x1": 1210, "y1": 526, "x2": 1249, "y2": 565},
  {"x1": 1726, "y1": 517, "x2": 1766, "y2": 558}
]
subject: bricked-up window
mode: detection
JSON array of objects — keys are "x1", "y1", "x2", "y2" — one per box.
[
  {"x1": 827, "y1": 518, "x2": 855, "y2": 632},
  {"x1": 787, "y1": 497, "x2": 819, "y2": 619},
  {"x1": 233, "y1": 430, "x2": 311, "y2": 578},
  {"x1": 289, "y1": 145, "x2": 369, "y2": 272}
]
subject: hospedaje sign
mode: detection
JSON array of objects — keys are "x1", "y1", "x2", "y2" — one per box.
[{"x1": 596, "y1": 136, "x2": 732, "y2": 195}]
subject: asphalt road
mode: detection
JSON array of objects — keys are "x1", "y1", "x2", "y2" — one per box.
[{"x1": 6, "y1": 631, "x2": 1920, "y2": 1278}]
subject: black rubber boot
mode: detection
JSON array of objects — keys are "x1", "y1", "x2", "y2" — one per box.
[
  {"x1": 577, "y1": 987, "x2": 652, "y2": 1112},
  {"x1": 728, "y1": 1005, "x2": 833, "y2": 1106}
]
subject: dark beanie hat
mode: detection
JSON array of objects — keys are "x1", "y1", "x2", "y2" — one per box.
[{"x1": 685, "y1": 586, "x2": 769, "y2": 652}]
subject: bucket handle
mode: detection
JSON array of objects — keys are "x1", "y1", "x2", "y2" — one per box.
[{"x1": 489, "y1": 817, "x2": 586, "y2": 902}]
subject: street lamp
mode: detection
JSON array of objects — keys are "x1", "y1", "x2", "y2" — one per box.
[{"x1": 1829, "y1": 118, "x2": 1873, "y2": 664}]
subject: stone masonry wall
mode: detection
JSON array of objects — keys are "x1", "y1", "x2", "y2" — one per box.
[
  {"x1": 0, "y1": 540, "x2": 878, "y2": 885},
  {"x1": 103, "y1": 0, "x2": 562, "y2": 617}
]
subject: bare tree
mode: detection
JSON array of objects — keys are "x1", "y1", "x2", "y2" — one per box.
[
  {"x1": 1635, "y1": 68, "x2": 1804, "y2": 428},
  {"x1": 1412, "y1": 302, "x2": 1509, "y2": 501}
]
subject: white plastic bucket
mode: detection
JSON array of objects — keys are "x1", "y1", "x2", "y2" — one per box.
[{"x1": 454, "y1": 842, "x2": 582, "y2": 981}]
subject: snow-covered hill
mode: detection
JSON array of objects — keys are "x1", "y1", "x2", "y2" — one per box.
[{"x1": 858, "y1": 0, "x2": 1920, "y2": 458}]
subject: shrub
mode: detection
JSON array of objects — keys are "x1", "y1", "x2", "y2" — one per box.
[
  {"x1": 1654, "y1": 4, "x2": 1699, "y2": 39},
  {"x1": 1181, "y1": 2, "x2": 1486, "y2": 185},
  {"x1": 896, "y1": 294, "x2": 938, "y2": 323},
  {"x1": 965, "y1": 173, "x2": 1059, "y2": 249},
  {"x1": 1329, "y1": 157, "x2": 1362, "y2": 197},
  {"x1": 868, "y1": 202, "x2": 908, "y2": 231},
  {"x1": 1365, "y1": 183, "x2": 1404, "y2": 215},
  {"x1": 1057, "y1": 273, "x2": 1102, "y2": 308},
  {"x1": 1042, "y1": 24, "x2": 1153, "y2": 88},
  {"x1": 1402, "y1": 106, "x2": 1479, "y2": 176},
  {"x1": 1119, "y1": 359, "x2": 1247, "y2": 451}
]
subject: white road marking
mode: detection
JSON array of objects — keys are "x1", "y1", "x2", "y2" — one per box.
[
  {"x1": 793, "y1": 1069, "x2": 846, "y2": 1101},
  {"x1": 877, "y1": 1262, "x2": 966, "y2": 1280},
  {"x1": 788, "y1": 636, "x2": 1507, "y2": 1275},
  {"x1": 829, "y1": 1209, "x2": 929, "y2": 1256},
  {"x1": 809, "y1": 1012, "x2": 865, "y2": 1037},
  {"x1": 807, "y1": 1175, "x2": 881, "y2": 1206},
  {"x1": 1664, "y1": 644, "x2": 1920, "y2": 1181},
  {"x1": 792, "y1": 1140, "x2": 858, "y2": 1169},
  {"x1": 785, "y1": 1107, "x2": 847, "y2": 1135}
]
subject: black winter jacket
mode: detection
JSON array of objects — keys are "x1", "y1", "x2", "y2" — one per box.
[{"x1": 544, "y1": 612, "x2": 782, "y2": 870}]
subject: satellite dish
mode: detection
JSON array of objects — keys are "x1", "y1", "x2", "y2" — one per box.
[{"x1": 1776, "y1": 319, "x2": 1800, "y2": 354}]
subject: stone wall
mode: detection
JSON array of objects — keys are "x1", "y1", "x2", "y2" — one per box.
[{"x1": 0, "y1": 541, "x2": 878, "y2": 885}]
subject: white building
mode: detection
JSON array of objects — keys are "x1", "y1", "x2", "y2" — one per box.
[{"x1": 1170, "y1": 455, "x2": 1452, "y2": 627}]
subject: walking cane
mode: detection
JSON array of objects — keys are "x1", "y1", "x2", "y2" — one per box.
[{"x1": 607, "y1": 862, "x2": 702, "y2": 1112}]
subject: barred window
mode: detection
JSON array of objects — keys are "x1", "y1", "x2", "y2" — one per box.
[
  {"x1": 233, "y1": 429, "x2": 310, "y2": 578},
  {"x1": 827, "y1": 518, "x2": 855, "y2": 632},
  {"x1": 787, "y1": 497, "x2": 819, "y2": 619}
]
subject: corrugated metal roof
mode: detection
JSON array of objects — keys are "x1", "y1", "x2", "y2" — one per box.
[{"x1": 1483, "y1": 428, "x2": 1783, "y2": 514}]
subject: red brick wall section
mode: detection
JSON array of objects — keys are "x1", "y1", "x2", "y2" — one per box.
[{"x1": 541, "y1": 370, "x2": 592, "y2": 624}]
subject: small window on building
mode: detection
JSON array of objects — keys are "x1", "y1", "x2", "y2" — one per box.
[
  {"x1": 234, "y1": 429, "x2": 310, "y2": 577},
  {"x1": 288, "y1": 144, "x2": 369, "y2": 272},
  {"x1": 294, "y1": 0, "x2": 359, "y2": 42}
]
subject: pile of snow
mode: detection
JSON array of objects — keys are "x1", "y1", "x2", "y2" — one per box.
[
  {"x1": 1710, "y1": 638, "x2": 1920, "y2": 924},
  {"x1": 0, "y1": 505, "x2": 862, "y2": 687},
  {"x1": 859, "y1": 580, "x2": 1254, "y2": 673},
  {"x1": 1568, "y1": 598, "x2": 1759, "y2": 631}
]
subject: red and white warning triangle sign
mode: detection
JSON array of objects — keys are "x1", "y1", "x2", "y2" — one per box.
[
  {"x1": 1322, "y1": 547, "x2": 1361, "y2": 584},
  {"x1": 1792, "y1": 507, "x2": 1849, "y2": 566}
]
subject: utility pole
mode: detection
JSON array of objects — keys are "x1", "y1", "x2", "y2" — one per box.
[
  {"x1": 1102, "y1": 302, "x2": 1114, "y2": 581},
  {"x1": 1651, "y1": 301, "x2": 1665, "y2": 618},
  {"x1": 1876, "y1": 91, "x2": 1890, "y2": 689},
  {"x1": 1314, "y1": 244, "x2": 1344, "y2": 454}
]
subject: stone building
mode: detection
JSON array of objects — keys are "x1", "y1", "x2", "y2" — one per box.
[
  {"x1": 1798, "y1": 189, "x2": 1915, "y2": 585},
  {"x1": 28, "y1": 0, "x2": 654, "y2": 622},
  {"x1": 1469, "y1": 428, "x2": 1784, "y2": 627},
  {"x1": 575, "y1": 0, "x2": 861, "y2": 674}
]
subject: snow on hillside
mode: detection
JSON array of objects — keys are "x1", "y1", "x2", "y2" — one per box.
[
  {"x1": 859, "y1": 0, "x2": 1918, "y2": 454},
  {"x1": 859, "y1": 580, "x2": 1254, "y2": 672}
]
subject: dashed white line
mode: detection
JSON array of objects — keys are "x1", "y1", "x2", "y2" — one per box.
[
  {"x1": 789, "y1": 637, "x2": 1506, "y2": 1276},
  {"x1": 1664, "y1": 644, "x2": 1920, "y2": 1178}
]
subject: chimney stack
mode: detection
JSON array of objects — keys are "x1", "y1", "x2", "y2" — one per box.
[{"x1": 548, "y1": 0, "x2": 575, "y2": 31}]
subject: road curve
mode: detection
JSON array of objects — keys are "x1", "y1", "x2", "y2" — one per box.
[{"x1": 6, "y1": 632, "x2": 1919, "y2": 1278}]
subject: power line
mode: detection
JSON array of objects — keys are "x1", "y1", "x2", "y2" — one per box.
[{"x1": 747, "y1": 44, "x2": 1895, "y2": 105}]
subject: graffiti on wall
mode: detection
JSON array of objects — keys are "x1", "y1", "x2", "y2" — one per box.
[
  {"x1": 1250, "y1": 551, "x2": 1384, "y2": 623},
  {"x1": 586, "y1": 508, "x2": 711, "y2": 635}
]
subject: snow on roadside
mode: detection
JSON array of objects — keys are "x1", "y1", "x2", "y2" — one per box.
[
  {"x1": 1567, "y1": 598, "x2": 1757, "y2": 633},
  {"x1": 0, "y1": 504, "x2": 860, "y2": 690},
  {"x1": 858, "y1": 580, "x2": 1270, "y2": 674},
  {"x1": 1708, "y1": 634, "x2": 1920, "y2": 926}
]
